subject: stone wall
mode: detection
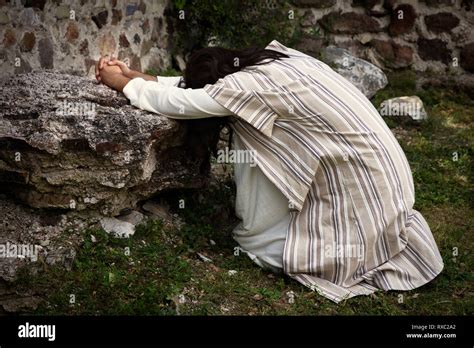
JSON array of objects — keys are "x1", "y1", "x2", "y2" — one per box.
[
  {"x1": 294, "y1": 0, "x2": 473, "y2": 74},
  {"x1": 0, "y1": 0, "x2": 171, "y2": 77},
  {"x1": 0, "y1": 0, "x2": 472, "y2": 77}
]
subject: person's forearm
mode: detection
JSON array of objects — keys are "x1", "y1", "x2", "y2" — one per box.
[
  {"x1": 126, "y1": 70, "x2": 157, "y2": 81},
  {"x1": 101, "y1": 73, "x2": 131, "y2": 93}
]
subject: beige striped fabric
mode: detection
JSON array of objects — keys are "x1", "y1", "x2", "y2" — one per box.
[{"x1": 204, "y1": 40, "x2": 444, "y2": 302}]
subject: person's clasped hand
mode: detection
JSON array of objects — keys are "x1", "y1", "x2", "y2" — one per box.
[
  {"x1": 95, "y1": 55, "x2": 130, "y2": 83},
  {"x1": 106, "y1": 58, "x2": 131, "y2": 77}
]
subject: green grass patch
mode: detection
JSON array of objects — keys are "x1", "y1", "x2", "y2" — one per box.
[{"x1": 17, "y1": 76, "x2": 474, "y2": 315}]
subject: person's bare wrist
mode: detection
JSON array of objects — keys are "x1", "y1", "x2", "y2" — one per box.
[
  {"x1": 100, "y1": 70, "x2": 119, "y2": 86},
  {"x1": 125, "y1": 70, "x2": 140, "y2": 79}
]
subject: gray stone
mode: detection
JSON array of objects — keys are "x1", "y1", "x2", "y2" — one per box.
[
  {"x1": 38, "y1": 38, "x2": 54, "y2": 69},
  {"x1": 197, "y1": 252, "x2": 213, "y2": 263},
  {"x1": 461, "y1": 0, "x2": 473, "y2": 11},
  {"x1": 379, "y1": 96, "x2": 427, "y2": 121},
  {"x1": 295, "y1": 35, "x2": 325, "y2": 55},
  {"x1": 112, "y1": 9, "x2": 122, "y2": 25},
  {"x1": 141, "y1": 18, "x2": 150, "y2": 34},
  {"x1": 353, "y1": 0, "x2": 383, "y2": 9},
  {"x1": 133, "y1": 33, "x2": 141, "y2": 44},
  {"x1": 20, "y1": 32, "x2": 36, "y2": 52},
  {"x1": 55, "y1": 5, "x2": 70, "y2": 19},
  {"x1": 92, "y1": 10, "x2": 108, "y2": 29},
  {"x1": 319, "y1": 12, "x2": 382, "y2": 34},
  {"x1": 369, "y1": 39, "x2": 414, "y2": 68},
  {"x1": 0, "y1": 197, "x2": 92, "y2": 285},
  {"x1": 0, "y1": 71, "x2": 211, "y2": 216},
  {"x1": 119, "y1": 33, "x2": 130, "y2": 48},
  {"x1": 388, "y1": 4, "x2": 417, "y2": 36},
  {"x1": 417, "y1": 74, "x2": 474, "y2": 99},
  {"x1": 126, "y1": 3, "x2": 138, "y2": 16},
  {"x1": 320, "y1": 46, "x2": 388, "y2": 98},
  {"x1": 140, "y1": 39, "x2": 154, "y2": 56},
  {"x1": 425, "y1": 12, "x2": 460, "y2": 33},
  {"x1": 142, "y1": 201, "x2": 172, "y2": 221},
  {"x1": 293, "y1": 0, "x2": 336, "y2": 8},
  {"x1": 100, "y1": 217, "x2": 135, "y2": 238},
  {"x1": 417, "y1": 38, "x2": 451, "y2": 64},
  {"x1": 0, "y1": 11, "x2": 9, "y2": 24},
  {"x1": 460, "y1": 42, "x2": 474, "y2": 72},
  {"x1": 19, "y1": 8, "x2": 40, "y2": 27},
  {"x1": 151, "y1": 17, "x2": 167, "y2": 49},
  {"x1": 14, "y1": 58, "x2": 32, "y2": 74},
  {"x1": 174, "y1": 54, "x2": 186, "y2": 71},
  {"x1": 116, "y1": 210, "x2": 145, "y2": 226}
]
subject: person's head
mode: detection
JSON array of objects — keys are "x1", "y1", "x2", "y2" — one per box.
[
  {"x1": 182, "y1": 45, "x2": 289, "y2": 173},
  {"x1": 184, "y1": 46, "x2": 289, "y2": 89}
]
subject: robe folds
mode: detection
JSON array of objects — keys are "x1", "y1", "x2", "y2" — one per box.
[{"x1": 204, "y1": 40, "x2": 444, "y2": 302}]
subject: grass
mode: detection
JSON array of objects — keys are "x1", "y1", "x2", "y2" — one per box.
[{"x1": 15, "y1": 72, "x2": 474, "y2": 315}]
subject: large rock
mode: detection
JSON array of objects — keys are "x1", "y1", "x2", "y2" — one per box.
[
  {"x1": 0, "y1": 71, "x2": 212, "y2": 216},
  {"x1": 379, "y1": 96, "x2": 428, "y2": 121},
  {"x1": 320, "y1": 46, "x2": 388, "y2": 98}
]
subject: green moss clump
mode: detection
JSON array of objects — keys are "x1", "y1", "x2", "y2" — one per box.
[{"x1": 168, "y1": 0, "x2": 302, "y2": 53}]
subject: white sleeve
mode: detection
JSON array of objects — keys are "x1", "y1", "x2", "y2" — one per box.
[
  {"x1": 123, "y1": 77, "x2": 231, "y2": 119},
  {"x1": 156, "y1": 76, "x2": 183, "y2": 87}
]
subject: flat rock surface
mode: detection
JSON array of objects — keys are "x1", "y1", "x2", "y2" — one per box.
[
  {"x1": 0, "y1": 71, "x2": 209, "y2": 216},
  {"x1": 321, "y1": 46, "x2": 388, "y2": 98}
]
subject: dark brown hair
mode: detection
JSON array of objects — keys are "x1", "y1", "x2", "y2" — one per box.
[
  {"x1": 184, "y1": 46, "x2": 289, "y2": 89},
  {"x1": 181, "y1": 46, "x2": 289, "y2": 174}
]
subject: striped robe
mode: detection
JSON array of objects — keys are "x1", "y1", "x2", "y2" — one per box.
[{"x1": 204, "y1": 40, "x2": 444, "y2": 302}]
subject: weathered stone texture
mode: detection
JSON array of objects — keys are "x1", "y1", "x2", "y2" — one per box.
[
  {"x1": 0, "y1": 71, "x2": 212, "y2": 216},
  {"x1": 388, "y1": 4, "x2": 416, "y2": 36},
  {"x1": 424, "y1": 12, "x2": 460, "y2": 33},
  {"x1": 319, "y1": 12, "x2": 382, "y2": 34},
  {"x1": 417, "y1": 38, "x2": 452, "y2": 64},
  {"x1": 460, "y1": 42, "x2": 474, "y2": 72}
]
